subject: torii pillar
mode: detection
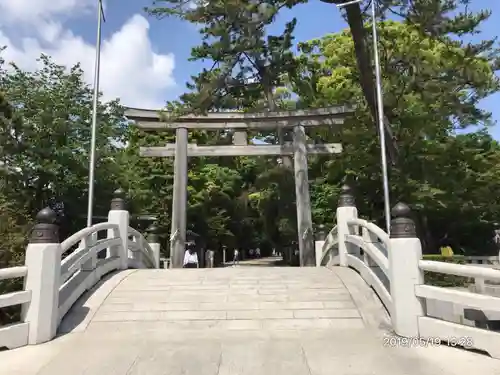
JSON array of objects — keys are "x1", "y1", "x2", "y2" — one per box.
[
  {"x1": 170, "y1": 127, "x2": 188, "y2": 268},
  {"x1": 293, "y1": 125, "x2": 315, "y2": 267}
]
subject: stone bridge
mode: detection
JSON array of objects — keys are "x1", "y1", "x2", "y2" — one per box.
[{"x1": 1, "y1": 188, "x2": 500, "y2": 374}]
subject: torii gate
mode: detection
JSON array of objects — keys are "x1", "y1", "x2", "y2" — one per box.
[{"x1": 124, "y1": 106, "x2": 354, "y2": 268}]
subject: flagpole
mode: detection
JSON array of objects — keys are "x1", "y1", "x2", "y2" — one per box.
[
  {"x1": 86, "y1": 0, "x2": 105, "y2": 227},
  {"x1": 370, "y1": 0, "x2": 391, "y2": 234},
  {"x1": 337, "y1": 0, "x2": 391, "y2": 233}
]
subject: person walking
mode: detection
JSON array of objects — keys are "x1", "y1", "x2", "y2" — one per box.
[
  {"x1": 232, "y1": 248, "x2": 239, "y2": 266},
  {"x1": 183, "y1": 247, "x2": 199, "y2": 268}
]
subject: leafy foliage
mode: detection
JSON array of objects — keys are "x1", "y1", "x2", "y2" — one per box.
[
  {"x1": 148, "y1": 0, "x2": 298, "y2": 116},
  {"x1": 422, "y1": 255, "x2": 471, "y2": 287},
  {"x1": 292, "y1": 20, "x2": 499, "y2": 252},
  {"x1": 0, "y1": 53, "x2": 127, "y2": 260}
]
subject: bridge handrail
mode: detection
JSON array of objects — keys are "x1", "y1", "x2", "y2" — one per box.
[
  {"x1": 61, "y1": 222, "x2": 120, "y2": 253},
  {"x1": 127, "y1": 226, "x2": 156, "y2": 268},
  {"x1": 60, "y1": 237, "x2": 122, "y2": 284},
  {"x1": 345, "y1": 253, "x2": 392, "y2": 312},
  {"x1": 320, "y1": 225, "x2": 339, "y2": 266},
  {"x1": 57, "y1": 223, "x2": 126, "y2": 324},
  {"x1": 462, "y1": 255, "x2": 499, "y2": 266},
  {"x1": 419, "y1": 260, "x2": 500, "y2": 281},
  {"x1": 415, "y1": 259, "x2": 500, "y2": 358},
  {"x1": 341, "y1": 218, "x2": 391, "y2": 312},
  {"x1": 0, "y1": 265, "x2": 31, "y2": 349},
  {"x1": 321, "y1": 225, "x2": 338, "y2": 252},
  {"x1": 345, "y1": 234, "x2": 389, "y2": 276},
  {"x1": 0, "y1": 266, "x2": 31, "y2": 310},
  {"x1": 415, "y1": 285, "x2": 500, "y2": 322},
  {"x1": 346, "y1": 218, "x2": 389, "y2": 246},
  {"x1": 0, "y1": 266, "x2": 28, "y2": 281}
]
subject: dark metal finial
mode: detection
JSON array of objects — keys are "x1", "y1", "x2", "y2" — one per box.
[
  {"x1": 110, "y1": 188, "x2": 126, "y2": 210},
  {"x1": 390, "y1": 202, "x2": 416, "y2": 238},
  {"x1": 30, "y1": 207, "x2": 59, "y2": 243},
  {"x1": 146, "y1": 222, "x2": 160, "y2": 243},
  {"x1": 391, "y1": 202, "x2": 411, "y2": 218},
  {"x1": 36, "y1": 207, "x2": 56, "y2": 223},
  {"x1": 114, "y1": 188, "x2": 125, "y2": 197},
  {"x1": 338, "y1": 183, "x2": 355, "y2": 207}
]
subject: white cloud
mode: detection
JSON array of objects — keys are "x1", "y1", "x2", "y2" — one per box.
[
  {"x1": 0, "y1": 0, "x2": 95, "y2": 23},
  {"x1": 0, "y1": 0, "x2": 176, "y2": 109}
]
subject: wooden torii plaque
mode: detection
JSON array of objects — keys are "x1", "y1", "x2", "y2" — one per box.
[{"x1": 125, "y1": 106, "x2": 354, "y2": 268}]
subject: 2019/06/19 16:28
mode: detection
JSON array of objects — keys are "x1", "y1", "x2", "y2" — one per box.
[{"x1": 383, "y1": 336, "x2": 474, "y2": 348}]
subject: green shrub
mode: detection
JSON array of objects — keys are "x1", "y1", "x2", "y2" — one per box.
[
  {"x1": 422, "y1": 255, "x2": 472, "y2": 287},
  {"x1": 0, "y1": 196, "x2": 31, "y2": 326}
]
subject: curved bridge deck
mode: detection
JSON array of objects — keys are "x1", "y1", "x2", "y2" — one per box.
[{"x1": 2, "y1": 266, "x2": 499, "y2": 375}]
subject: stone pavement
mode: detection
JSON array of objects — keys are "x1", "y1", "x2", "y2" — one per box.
[{"x1": 1, "y1": 266, "x2": 500, "y2": 375}]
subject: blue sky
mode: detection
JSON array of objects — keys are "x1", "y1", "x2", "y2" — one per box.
[{"x1": 0, "y1": 0, "x2": 498, "y2": 136}]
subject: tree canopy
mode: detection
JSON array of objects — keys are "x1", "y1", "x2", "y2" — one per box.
[
  {"x1": 147, "y1": 0, "x2": 499, "y2": 164},
  {"x1": 292, "y1": 20, "x2": 500, "y2": 252}
]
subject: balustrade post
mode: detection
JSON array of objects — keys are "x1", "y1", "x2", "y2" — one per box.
[
  {"x1": 388, "y1": 202, "x2": 425, "y2": 337},
  {"x1": 107, "y1": 189, "x2": 129, "y2": 269},
  {"x1": 22, "y1": 208, "x2": 61, "y2": 344},
  {"x1": 314, "y1": 224, "x2": 327, "y2": 267},
  {"x1": 80, "y1": 233, "x2": 98, "y2": 288},
  {"x1": 361, "y1": 226, "x2": 388, "y2": 288},
  {"x1": 361, "y1": 227, "x2": 376, "y2": 266},
  {"x1": 146, "y1": 223, "x2": 161, "y2": 269},
  {"x1": 336, "y1": 183, "x2": 358, "y2": 267}
]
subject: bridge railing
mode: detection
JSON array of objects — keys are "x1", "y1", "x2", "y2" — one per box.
[
  {"x1": 344, "y1": 218, "x2": 392, "y2": 312},
  {"x1": 58, "y1": 222, "x2": 124, "y2": 325},
  {"x1": 127, "y1": 226, "x2": 159, "y2": 268},
  {"x1": 318, "y1": 225, "x2": 338, "y2": 266},
  {"x1": 0, "y1": 189, "x2": 161, "y2": 350},
  {"x1": 0, "y1": 266, "x2": 30, "y2": 349},
  {"x1": 462, "y1": 255, "x2": 499, "y2": 266},
  {"x1": 319, "y1": 183, "x2": 500, "y2": 359}
]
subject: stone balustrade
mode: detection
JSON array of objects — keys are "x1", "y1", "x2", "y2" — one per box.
[
  {"x1": 0, "y1": 189, "x2": 160, "y2": 350},
  {"x1": 315, "y1": 182, "x2": 500, "y2": 359}
]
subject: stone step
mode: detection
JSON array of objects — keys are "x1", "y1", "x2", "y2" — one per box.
[
  {"x1": 99, "y1": 300, "x2": 356, "y2": 312},
  {"x1": 87, "y1": 318, "x2": 366, "y2": 335},
  {"x1": 93, "y1": 308, "x2": 361, "y2": 322},
  {"x1": 104, "y1": 293, "x2": 352, "y2": 303},
  {"x1": 122, "y1": 280, "x2": 324, "y2": 285},
  {"x1": 108, "y1": 290, "x2": 349, "y2": 298},
  {"x1": 113, "y1": 283, "x2": 345, "y2": 291}
]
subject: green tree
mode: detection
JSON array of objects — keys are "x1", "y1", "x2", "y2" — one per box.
[
  {"x1": 147, "y1": 0, "x2": 299, "y2": 145},
  {"x1": 0, "y1": 51, "x2": 130, "y2": 322},
  {"x1": 0, "y1": 78, "x2": 32, "y2": 272},
  {"x1": 147, "y1": 0, "x2": 499, "y2": 165},
  {"x1": 293, "y1": 20, "x2": 500, "y2": 253},
  {"x1": 0, "y1": 54, "x2": 126, "y2": 236}
]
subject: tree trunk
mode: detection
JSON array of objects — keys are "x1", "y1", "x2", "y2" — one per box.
[{"x1": 325, "y1": 0, "x2": 399, "y2": 164}]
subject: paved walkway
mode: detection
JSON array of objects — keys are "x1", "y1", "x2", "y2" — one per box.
[{"x1": 1, "y1": 266, "x2": 499, "y2": 375}]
